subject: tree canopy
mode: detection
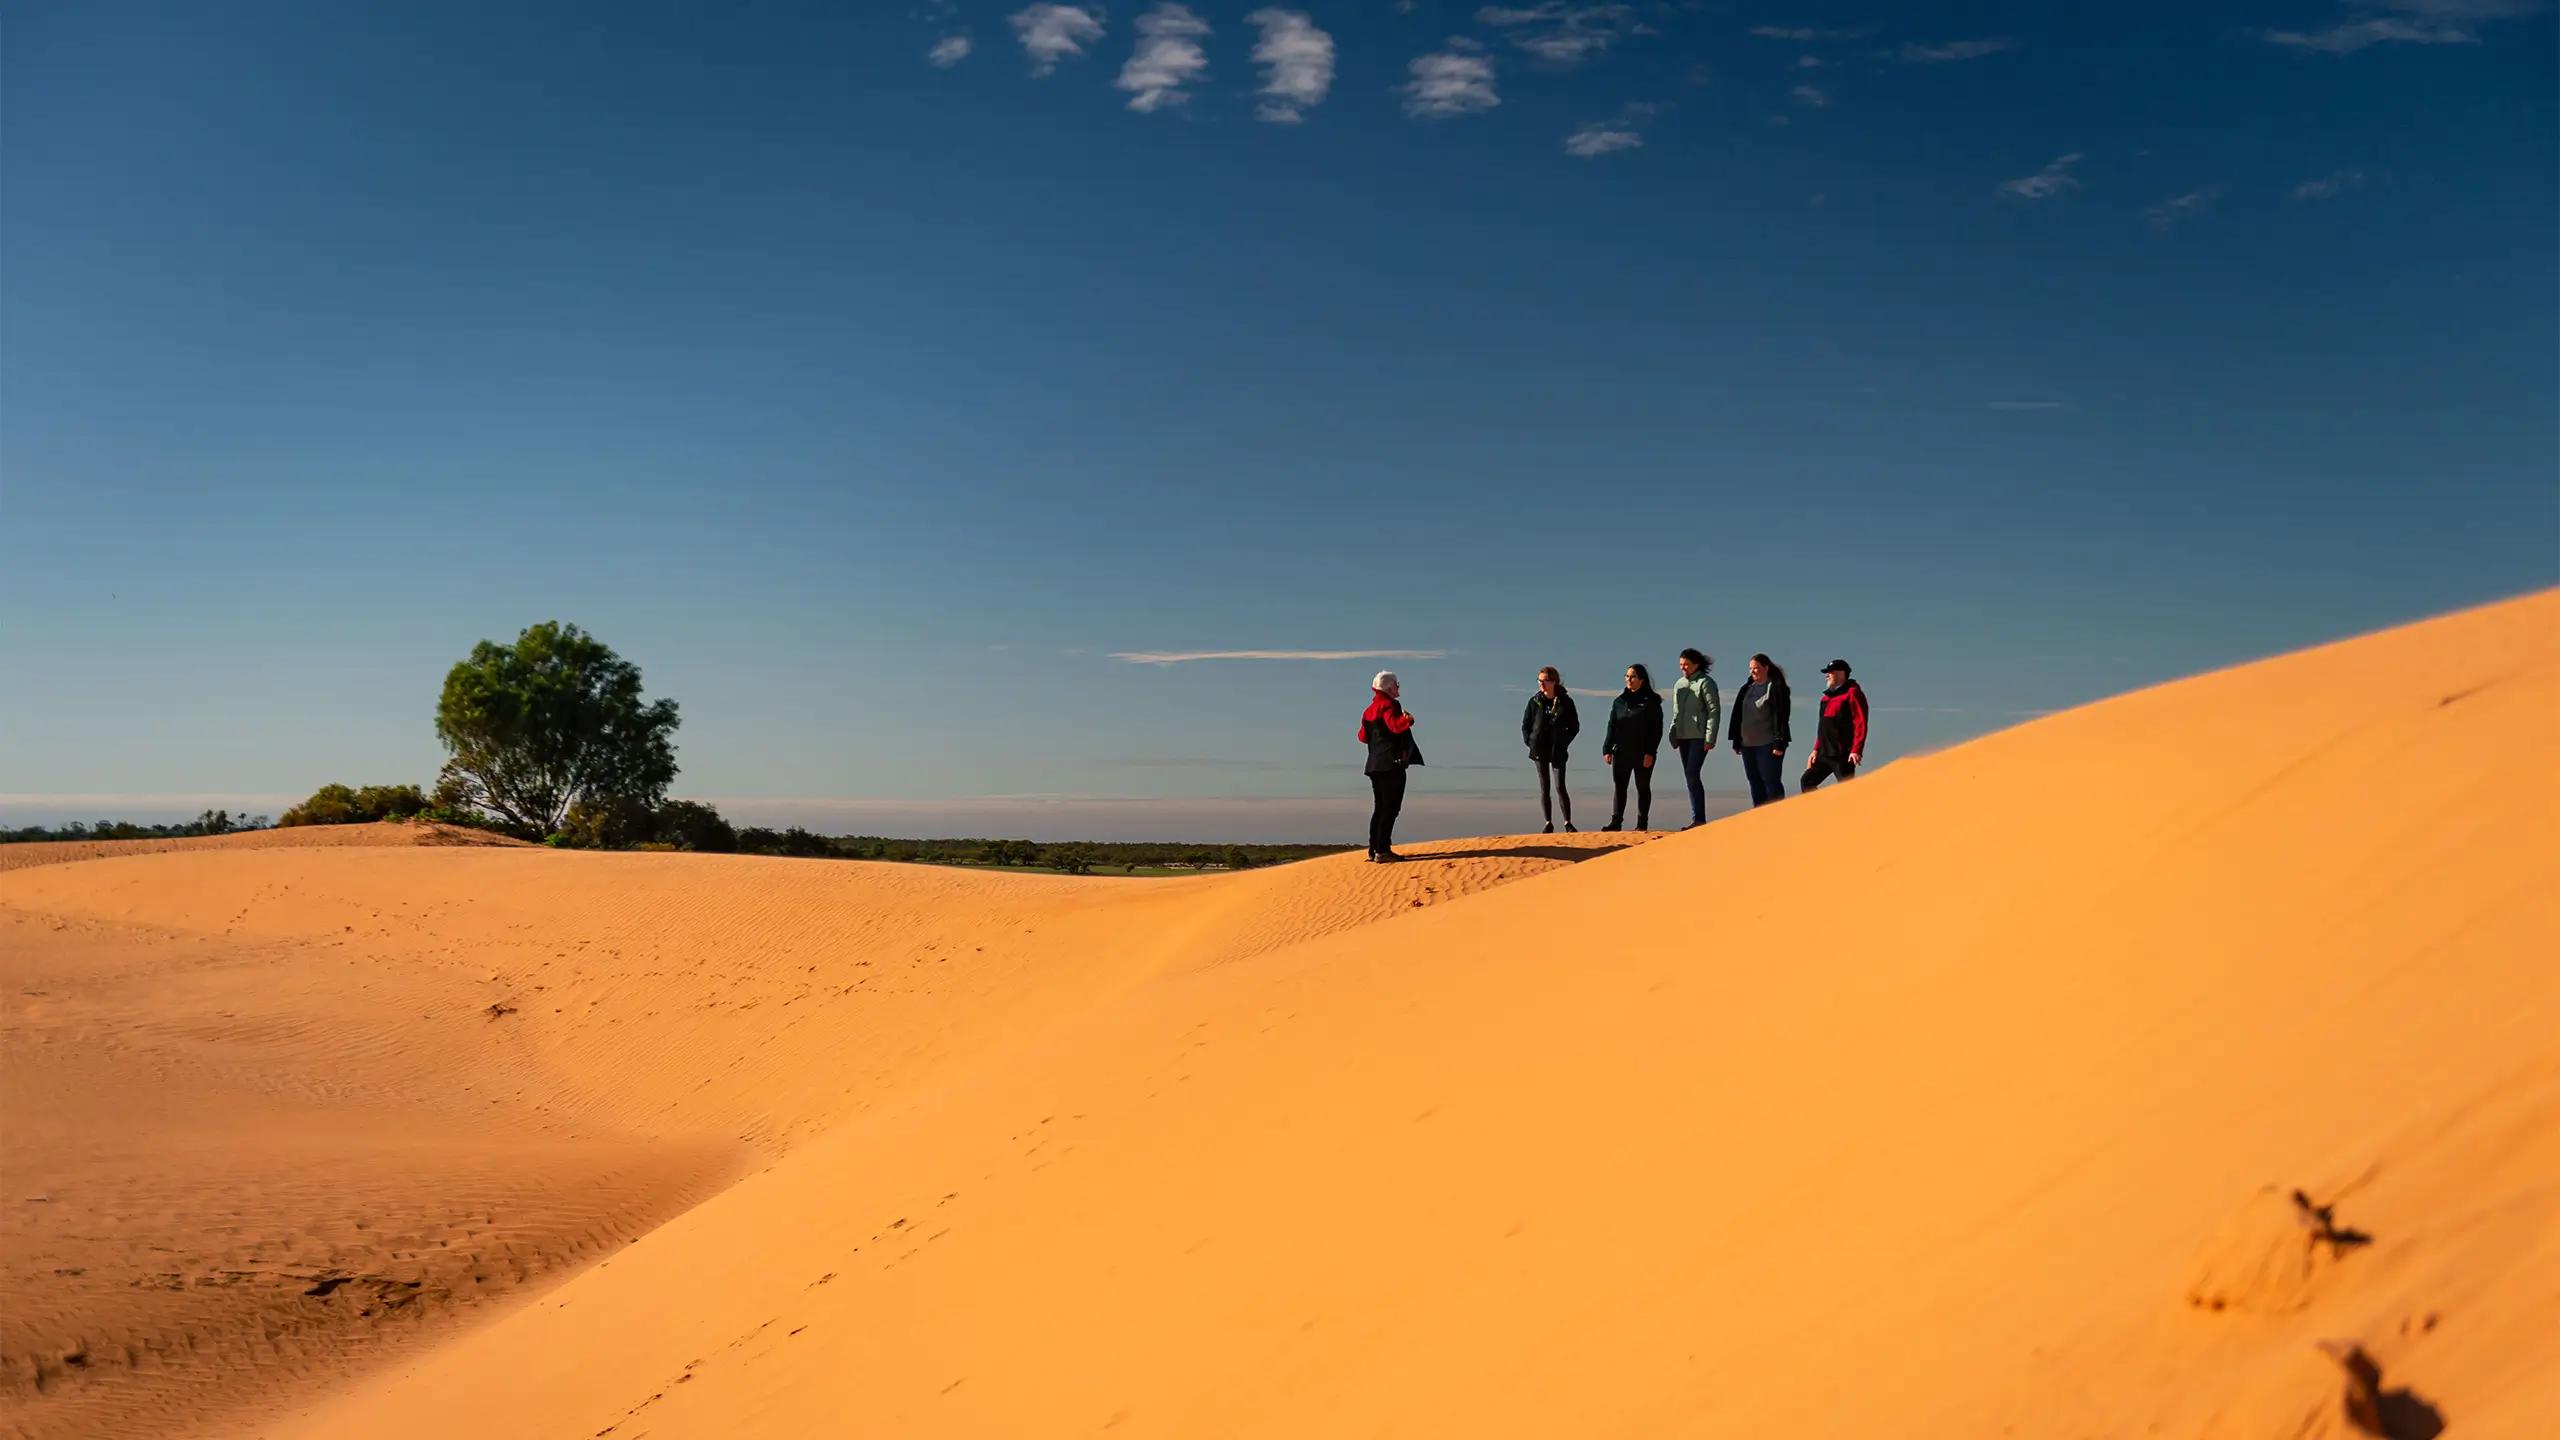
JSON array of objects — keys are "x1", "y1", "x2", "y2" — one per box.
[{"x1": 433, "y1": 622, "x2": 680, "y2": 839}]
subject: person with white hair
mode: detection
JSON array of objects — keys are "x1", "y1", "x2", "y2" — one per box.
[{"x1": 1358, "y1": 669, "x2": 1423, "y2": 862}]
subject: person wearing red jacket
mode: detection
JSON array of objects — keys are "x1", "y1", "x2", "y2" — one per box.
[
  {"x1": 1800, "y1": 659, "x2": 1869, "y2": 793},
  {"x1": 1359, "y1": 670, "x2": 1423, "y2": 862}
]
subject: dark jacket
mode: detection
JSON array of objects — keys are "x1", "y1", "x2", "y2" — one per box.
[
  {"x1": 1360, "y1": 694, "x2": 1424, "y2": 776},
  {"x1": 1814, "y1": 679, "x2": 1870, "y2": 759},
  {"x1": 1601, "y1": 688, "x2": 1664, "y2": 763},
  {"x1": 1520, "y1": 691, "x2": 1580, "y2": 762},
  {"x1": 1728, "y1": 675, "x2": 1793, "y2": 749}
]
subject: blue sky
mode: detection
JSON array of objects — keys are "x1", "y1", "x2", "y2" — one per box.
[{"x1": 5, "y1": 0, "x2": 2553, "y2": 838}]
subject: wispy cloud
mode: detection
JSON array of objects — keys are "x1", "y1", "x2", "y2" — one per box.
[
  {"x1": 1564, "y1": 102, "x2": 1654, "y2": 156},
  {"x1": 1747, "y1": 25, "x2": 1872, "y2": 41},
  {"x1": 1475, "y1": 3, "x2": 1637, "y2": 66},
  {"x1": 2263, "y1": 0, "x2": 2534, "y2": 52},
  {"x1": 1111, "y1": 648, "x2": 1450, "y2": 665},
  {"x1": 1999, "y1": 153, "x2": 2084, "y2": 200},
  {"x1": 2145, "y1": 184, "x2": 2225, "y2": 229},
  {"x1": 1118, "y1": 3, "x2": 1211, "y2": 112},
  {"x1": 1404, "y1": 40, "x2": 1500, "y2": 118},
  {"x1": 1893, "y1": 38, "x2": 2015, "y2": 63},
  {"x1": 1247, "y1": 9, "x2": 1334, "y2": 122},
  {"x1": 1011, "y1": 3, "x2": 1106, "y2": 75},
  {"x1": 1989, "y1": 400, "x2": 2069, "y2": 411},
  {"x1": 2291, "y1": 167, "x2": 2367, "y2": 200},
  {"x1": 928, "y1": 34, "x2": 974, "y2": 67},
  {"x1": 1790, "y1": 82, "x2": 1831, "y2": 107}
]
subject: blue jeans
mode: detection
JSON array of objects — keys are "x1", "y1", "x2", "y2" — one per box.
[
  {"x1": 1673, "y1": 739, "x2": 1709, "y2": 823},
  {"x1": 1739, "y1": 745, "x2": 1787, "y2": 807}
]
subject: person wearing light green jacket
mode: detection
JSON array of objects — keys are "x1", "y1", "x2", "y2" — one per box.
[{"x1": 1667, "y1": 648, "x2": 1721, "y2": 829}]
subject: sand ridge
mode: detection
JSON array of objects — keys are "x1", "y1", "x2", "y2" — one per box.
[{"x1": 0, "y1": 820, "x2": 530, "y2": 877}]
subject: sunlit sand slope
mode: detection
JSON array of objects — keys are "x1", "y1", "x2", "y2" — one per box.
[
  {"x1": 290, "y1": 591, "x2": 2557, "y2": 1439},
  {"x1": 0, "y1": 827, "x2": 1636, "y2": 1438}
]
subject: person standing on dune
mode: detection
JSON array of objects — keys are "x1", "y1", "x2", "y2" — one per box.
[
  {"x1": 1800, "y1": 659, "x2": 1869, "y2": 793},
  {"x1": 1521, "y1": 666, "x2": 1581, "y2": 834},
  {"x1": 1667, "y1": 648, "x2": 1721, "y2": 829},
  {"x1": 1360, "y1": 670, "x2": 1423, "y2": 862},
  {"x1": 1600, "y1": 663, "x2": 1664, "y2": 832},
  {"x1": 1729, "y1": 653, "x2": 1793, "y2": 807}
]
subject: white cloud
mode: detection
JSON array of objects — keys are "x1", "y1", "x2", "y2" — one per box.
[
  {"x1": 1010, "y1": 3, "x2": 1106, "y2": 75},
  {"x1": 1790, "y1": 82, "x2": 1830, "y2": 107},
  {"x1": 928, "y1": 34, "x2": 974, "y2": 66},
  {"x1": 1118, "y1": 3, "x2": 1210, "y2": 112},
  {"x1": 1999, "y1": 152, "x2": 2084, "y2": 199},
  {"x1": 1894, "y1": 38, "x2": 2015, "y2": 63},
  {"x1": 1403, "y1": 41, "x2": 1500, "y2": 118},
  {"x1": 1112, "y1": 648, "x2": 1449, "y2": 665},
  {"x1": 1747, "y1": 25, "x2": 1872, "y2": 41},
  {"x1": 2145, "y1": 185, "x2": 2225, "y2": 228},
  {"x1": 2291, "y1": 167, "x2": 2368, "y2": 200},
  {"x1": 2264, "y1": 0, "x2": 2534, "y2": 52},
  {"x1": 1564, "y1": 126, "x2": 1640, "y2": 156},
  {"x1": 1564, "y1": 104, "x2": 1653, "y2": 156},
  {"x1": 1248, "y1": 9, "x2": 1335, "y2": 122},
  {"x1": 1475, "y1": 3, "x2": 1636, "y2": 66}
]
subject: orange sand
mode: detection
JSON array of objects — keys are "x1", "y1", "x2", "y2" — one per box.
[{"x1": 5, "y1": 593, "x2": 2553, "y2": 1438}]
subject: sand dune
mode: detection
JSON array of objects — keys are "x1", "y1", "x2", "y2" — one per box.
[
  {"x1": 1, "y1": 825, "x2": 1646, "y2": 1438},
  {"x1": 6, "y1": 593, "x2": 2554, "y2": 1438}
]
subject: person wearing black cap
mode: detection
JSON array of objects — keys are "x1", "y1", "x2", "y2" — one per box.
[{"x1": 1801, "y1": 659, "x2": 1869, "y2": 793}]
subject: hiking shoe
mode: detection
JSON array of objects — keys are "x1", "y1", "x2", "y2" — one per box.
[{"x1": 1541, "y1": 822, "x2": 1555, "y2": 834}]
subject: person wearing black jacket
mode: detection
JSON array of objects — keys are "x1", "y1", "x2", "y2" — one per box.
[
  {"x1": 1599, "y1": 663, "x2": 1665, "y2": 832},
  {"x1": 1801, "y1": 659, "x2": 1870, "y2": 793},
  {"x1": 1727, "y1": 653, "x2": 1792, "y2": 807},
  {"x1": 1359, "y1": 670, "x2": 1423, "y2": 862},
  {"x1": 1520, "y1": 665, "x2": 1580, "y2": 833}
]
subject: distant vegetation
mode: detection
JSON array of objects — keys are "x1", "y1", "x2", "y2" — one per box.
[
  {"x1": 279, "y1": 783, "x2": 431, "y2": 827},
  {"x1": 2, "y1": 810, "x2": 270, "y2": 845},
  {"x1": 11, "y1": 621, "x2": 1350, "y2": 871},
  {"x1": 728, "y1": 831, "x2": 1353, "y2": 873}
]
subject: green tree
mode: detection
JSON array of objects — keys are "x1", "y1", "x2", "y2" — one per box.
[{"x1": 433, "y1": 622, "x2": 680, "y2": 839}]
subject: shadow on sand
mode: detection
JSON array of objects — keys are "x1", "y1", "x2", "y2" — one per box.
[{"x1": 1403, "y1": 845, "x2": 1636, "y2": 864}]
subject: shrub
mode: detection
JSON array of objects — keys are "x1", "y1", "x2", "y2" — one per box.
[
  {"x1": 279, "y1": 783, "x2": 429, "y2": 828},
  {"x1": 653, "y1": 800, "x2": 737, "y2": 853}
]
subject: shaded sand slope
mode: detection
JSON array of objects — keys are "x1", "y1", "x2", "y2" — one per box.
[
  {"x1": 291, "y1": 591, "x2": 2557, "y2": 1439},
  {"x1": 0, "y1": 828, "x2": 1639, "y2": 1439}
]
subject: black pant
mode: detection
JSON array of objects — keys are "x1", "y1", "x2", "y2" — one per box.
[
  {"x1": 1739, "y1": 744, "x2": 1787, "y2": 806},
  {"x1": 1673, "y1": 738, "x2": 1709, "y2": 824},
  {"x1": 1800, "y1": 753, "x2": 1856, "y2": 793},
  {"x1": 1535, "y1": 757, "x2": 1571, "y2": 826},
  {"x1": 1368, "y1": 768, "x2": 1407, "y2": 855},
  {"x1": 1609, "y1": 757, "x2": 1652, "y2": 829}
]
